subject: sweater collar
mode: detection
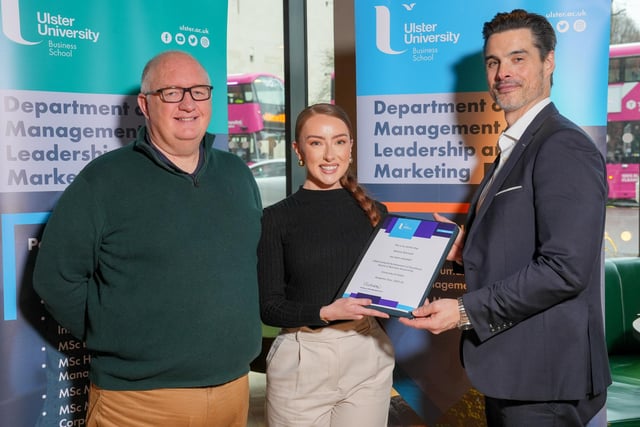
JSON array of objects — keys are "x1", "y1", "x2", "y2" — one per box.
[
  {"x1": 133, "y1": 126, "x2": 215, "y2": 176},
  {"x1": 293, "y1": 186, "x2": 353, "y2": 203}
]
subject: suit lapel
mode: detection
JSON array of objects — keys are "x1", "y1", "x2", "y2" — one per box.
[
  {"x1": 466, "y1": 154, "x2": 500, "y2": 223},
  {"x1": 465, "y1": 103, "x2": 559, "y2": 242}
]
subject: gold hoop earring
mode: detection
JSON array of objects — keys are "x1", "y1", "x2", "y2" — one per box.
[{"x1": 298, "y1": 159, "x2": 305, "y2": 167}]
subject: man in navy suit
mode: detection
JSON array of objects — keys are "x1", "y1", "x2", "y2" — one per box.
[{"x1": 400, "y1": 9, "x2": 611, "y2": 426}]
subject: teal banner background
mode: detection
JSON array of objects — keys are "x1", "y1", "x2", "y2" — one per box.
[
  {"x1": 0, "y1": 0, "x2": 228, "y2": 132},
  {"x1": 0, "y1": 1, "x2": 228, "y2": 425}
]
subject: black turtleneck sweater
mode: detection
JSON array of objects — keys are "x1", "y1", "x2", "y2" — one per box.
[{"x1": 257, "y1": 187, "x2": 386, "y2": 328}]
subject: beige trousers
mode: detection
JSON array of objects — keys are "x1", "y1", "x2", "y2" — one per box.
[
  {"x1": 265, "y1": 317, "x2": 395, "y2": 427},
  {"x1": 85, "y1": 374, "x2": 249, "y2": 427}
]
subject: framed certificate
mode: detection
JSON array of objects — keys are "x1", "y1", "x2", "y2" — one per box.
[{"x1": 337, "y1": 214, "x2": 459, "y2": 318}]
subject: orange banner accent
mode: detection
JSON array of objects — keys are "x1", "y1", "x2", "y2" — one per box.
[{"x1": 383, "y1": 202, "x2": 470, "y2": 214}]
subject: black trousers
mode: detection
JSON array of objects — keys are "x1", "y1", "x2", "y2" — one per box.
[{"x1": 484, "y1": 391, "x2": 606, "y2": 427}]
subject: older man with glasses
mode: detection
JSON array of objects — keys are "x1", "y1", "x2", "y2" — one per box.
[{"x1": 34, "y1": 50, "x2": 263, "y2": 427}]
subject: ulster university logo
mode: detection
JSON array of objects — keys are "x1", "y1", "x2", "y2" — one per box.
[
  {"x1": 1, "y1": 0, "x2": 40, "y2": 45},
  {"x1": 2, "y1": 0, "x2": 100, "y2": 50},
  {"x1": 373, "y1": 3, "x2": 460, "y2": 61},
  {"x1": 374, "y1": 5, "x2": 406, "y2": 55}
]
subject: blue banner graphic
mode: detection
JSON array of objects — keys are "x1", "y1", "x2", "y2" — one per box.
[
  {"x1": 356, "y1": 0, "x2": 610, "y2": 211},
  {"x1": 355, "y1": 0, "x2": 611, "y2": 424}
]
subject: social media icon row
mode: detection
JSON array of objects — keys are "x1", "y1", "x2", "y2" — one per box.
[
  {"x1": 556, "y1": 19, "x2": 587, "y2": 33},
  {"x1": 161, "y1": 32, "x2": 210, "y2": 48}
]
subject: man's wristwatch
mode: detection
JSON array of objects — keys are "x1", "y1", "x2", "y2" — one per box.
[{"x1": 457, "y1": 297, "x2": 473, "y2": 330}]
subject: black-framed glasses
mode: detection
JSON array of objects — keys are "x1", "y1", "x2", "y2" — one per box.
[{"x1": 145, "y1": 85, "x2": 213, "y2": 103}]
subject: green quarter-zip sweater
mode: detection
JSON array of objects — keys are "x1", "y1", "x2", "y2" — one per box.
[{"x1": 33, "y1": 127, "x2": 262, "y2": 390}]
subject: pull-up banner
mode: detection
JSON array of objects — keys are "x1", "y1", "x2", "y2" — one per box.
[
  {"x1": 0, "y1": 1, "x2": 227, "y2": 425},
  {"x1": 354, "y1": 0, "x2": 610, "y2": 424}
]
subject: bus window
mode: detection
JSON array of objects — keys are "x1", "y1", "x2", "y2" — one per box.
[
  {"x1": 228, "y1": 85, "x2": 245, "y2": 104},
  {"x1": 623, "y1": 57, "x2": 640, "y2": 82},
  {"x1": 609, "y1": 58, "x2": 622, "y2": 83}
]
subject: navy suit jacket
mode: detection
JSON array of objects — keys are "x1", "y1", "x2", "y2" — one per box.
[{"x1": 460, "y1": 103, "x2": 611, "y2": 401}]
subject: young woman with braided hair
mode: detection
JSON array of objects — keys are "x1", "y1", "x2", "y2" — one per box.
[{"x1": 257, "y1": 103, "x2": 395, "y2": 426}]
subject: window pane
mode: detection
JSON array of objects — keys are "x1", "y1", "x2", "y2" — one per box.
[
  {"x1": 227, "y1": 0, "x2": 287, "y2": 207},
  {"x1": 307, "y1": 0, "x2": 335, "y2": 104},
  {"x1": 606, "y1": 50, "x2": 639, "y2": 257}
]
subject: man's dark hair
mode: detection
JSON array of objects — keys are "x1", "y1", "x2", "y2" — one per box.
[{"x1": 482, "y1": 9, "x2": 556, "y2": 61}]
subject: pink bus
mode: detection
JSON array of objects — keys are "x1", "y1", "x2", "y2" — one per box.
[
  {"x1": 227, "y1": 73, "x2": 285, "y2": 163},
  {"x1": 607, "y1": 43, "x2": 640, "y2": 202}
]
